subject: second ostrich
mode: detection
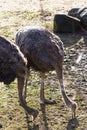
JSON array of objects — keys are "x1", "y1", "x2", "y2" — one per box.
[{"x1": 15, "y1": 26, "x2": 77, "y2": 118}]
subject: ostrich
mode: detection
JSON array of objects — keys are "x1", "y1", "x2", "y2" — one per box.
[
  {"x1": 0, "y1": 36, "x2": 38, "y2": 119},
  {"x1": 15, "y1": 26, "x2": 77, "y2": 118}
]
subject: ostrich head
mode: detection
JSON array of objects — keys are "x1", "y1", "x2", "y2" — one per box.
[{"x1": 72, "y1": 101, "x2": 77, "y2": 118}]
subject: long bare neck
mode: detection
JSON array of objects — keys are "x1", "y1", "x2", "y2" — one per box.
[{"x1": 60, "y1": 84, "x2": 73, "y2": 108}]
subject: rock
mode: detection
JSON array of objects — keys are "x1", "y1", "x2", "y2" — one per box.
[
  {"x1": 53, "y1": 14, "x2": 81, "y2": 33},
  {"x1": 68, "y1": 7, "x2": 87, "y2": 30},
  {"x1": 68, "y1": 8, "x2": 80, "y2": 18},
  {"x1": 80, "y1": 8, "x2": 87, "y2": 29}
]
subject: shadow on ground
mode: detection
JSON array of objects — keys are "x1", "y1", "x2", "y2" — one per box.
[
  {"x1": 56, "y1": 32, "x2": 87, "y2": 47},
  {"x1": 67, "y1": 118, "x2": 79, "y2": 130},
  {"x1": 25, "y1": 104, "x2": 79, "y2": 130},
  {"x1": 25, "y1": 103, "x2": 48, "y2": 130},
  {"x1": 25, "y1": 112, "x2": 39, "y2": 130}
]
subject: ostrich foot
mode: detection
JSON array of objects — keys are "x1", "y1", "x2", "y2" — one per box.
[
  {"x1": 27, "y1": 107, "x2": 39, "y2": 120},
  {"x1": 19, "y1": 102, "x2": 38, "y2": 120},
  {"x1": 41, "y1": 98, "x2": 56, "y2": 104}
]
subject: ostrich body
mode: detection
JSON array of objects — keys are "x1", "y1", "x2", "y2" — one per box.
[
  {"x1": 0, "y1": 36, "x2": 38, "y2": 119},
  {"x1": 15, "y1": 26, "x2": 77, "y2": 118}
]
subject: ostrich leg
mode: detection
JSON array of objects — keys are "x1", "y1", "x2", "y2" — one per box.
[
  {"x1": 18, "y1": 77, "x2": 38, "y2": 120},
  {"x1": 40, "y1": 72, "x2": 56, "y2": 104},
  {"x1": 23, "y1": 69, "x2": 30, "y2": 100},
  {"x1": 55, "y1": 64, "x2": 77, "y2": 118}
]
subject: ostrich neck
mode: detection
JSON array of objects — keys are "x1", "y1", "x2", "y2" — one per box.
[{"x1": 60, "y1": 85, "x2": 73, "y2": 108}]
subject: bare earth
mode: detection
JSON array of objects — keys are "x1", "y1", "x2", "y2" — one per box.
[{"x1": 0, "y1": 0, "x2": 87, "y2": 130}]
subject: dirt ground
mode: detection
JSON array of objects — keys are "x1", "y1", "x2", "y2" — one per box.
[{"x1": 0, "y1": 0, "x2": 87, "y2": 130}]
